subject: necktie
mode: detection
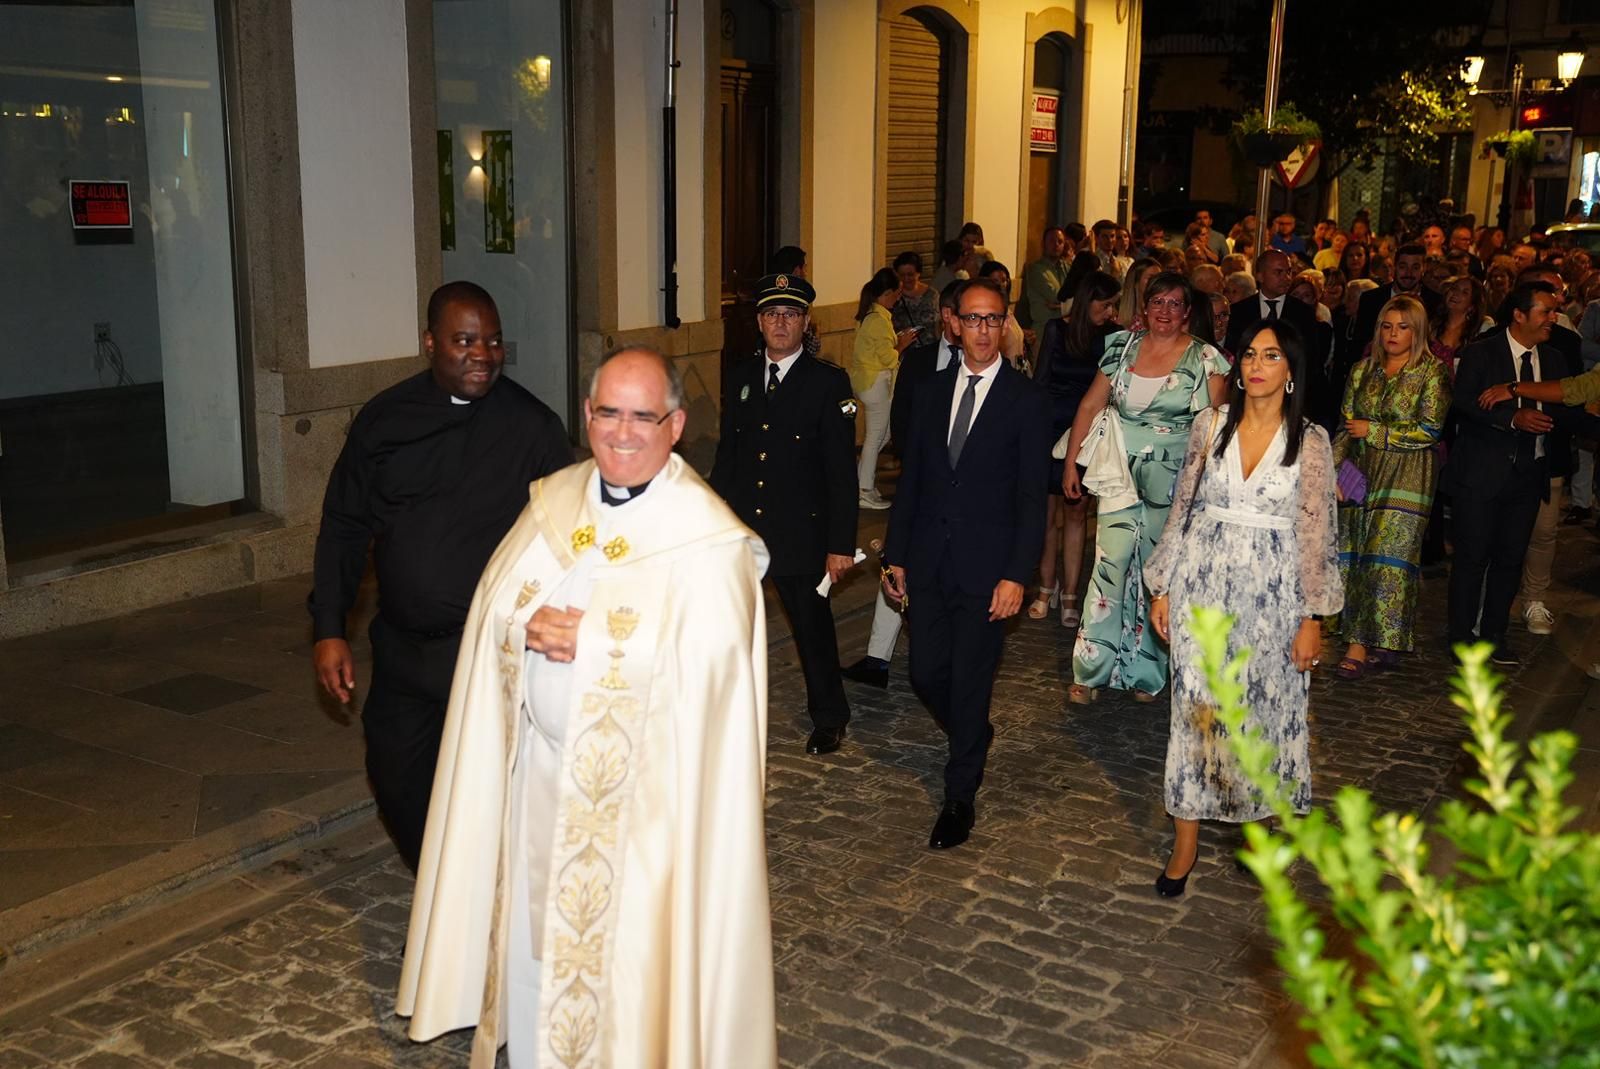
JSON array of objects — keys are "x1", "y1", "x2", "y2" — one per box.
[
  {"x1": 1265, "y1": 298, "x2": 1279, "y2": 321},
  {"x1": 767, "y1": 362, "x2": 780, "y2": 397},
  {"x1": 948, "y1": 374, "x2": 981, "y2": 468},
  {"x1": 1519, "y1": 350, "x2": 1537, "y2": 463}
]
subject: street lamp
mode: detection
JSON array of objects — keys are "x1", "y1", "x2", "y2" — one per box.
[
  {"x1": 1557, "y1": 34, "x2": 1586, "y2": 87},
  {"x1": 1463, "y1": 54, "x2": 1486, "y2": 92}
]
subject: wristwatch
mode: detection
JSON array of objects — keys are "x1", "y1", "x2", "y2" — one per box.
[{"x1": 1509, "y1": 381, "x2": 1520, "y2": 399}]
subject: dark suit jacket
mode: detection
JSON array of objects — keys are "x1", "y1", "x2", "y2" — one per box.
[
  {"x1": 1226, "y1": 294, "x2": 1335, "y2": 429},
  {"x1": 1353, "y1": 283, "x2": 1442, "y2": 357},
  {"x1": 883, "y1": 358, "x2": 1051, "y2": 597},
  {"x1": 710, "y1": 352, "x2": 858, "y2": 577},
  {"x1": 1448, "y1": 329, "x2": 1588, "y2": 497},
  {"x1": 890, "y1": 337, "x2": 957, "y2": 454}
]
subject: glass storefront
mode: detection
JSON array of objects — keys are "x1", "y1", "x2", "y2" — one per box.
[
  {"x1": 433, "y1": 0, "x2": 572, "y2": 424},
  {"x1": 0, "y1": 0, "x2": 244, "y2": 566}
]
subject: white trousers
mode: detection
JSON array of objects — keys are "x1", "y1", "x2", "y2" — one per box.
[{"x1": 856, "y1": 371, "x2": 892, "y2": 492}]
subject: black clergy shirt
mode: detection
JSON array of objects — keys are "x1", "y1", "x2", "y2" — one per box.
[{"x1": 309, "y1": 370, "x2": 572, "y2": 641}]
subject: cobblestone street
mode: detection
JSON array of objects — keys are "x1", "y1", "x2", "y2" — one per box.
[{"x1": 1, "y1": 559, "x2": 1594, "y2": 1068}]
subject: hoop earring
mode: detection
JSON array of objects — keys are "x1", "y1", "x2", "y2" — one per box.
[
  {"x1": 1284, "y1": 380, "x2": 1296, "y2": 394},
  {"x1": 1236, "y1": 376, "x2": 1245, "y2": 389}
]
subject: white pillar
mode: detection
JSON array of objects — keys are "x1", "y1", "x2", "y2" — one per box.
[{"x1": 134, "y1": 0, "x2": 244, "y2": 506}]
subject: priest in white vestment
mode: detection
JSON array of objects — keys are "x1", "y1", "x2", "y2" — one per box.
[{"x1": 396, "y1": 347, "x2": 777, "y2": 1069}]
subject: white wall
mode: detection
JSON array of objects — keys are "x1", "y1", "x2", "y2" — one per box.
[
  {"x1": 613, "y1": 0, "x2": 708, "y2": 331},
  {"x1": 292, "y1": 0, "x2": 420, "y2": 368},
  {"x1": 810, "y1": 0, "x2": 878, "y2": 307},
  {"x1": 1076, "y1": 0, "x2": 1128, "y2": 224}
]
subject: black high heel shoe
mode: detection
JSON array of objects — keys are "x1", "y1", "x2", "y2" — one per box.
[{"x1": 1155, "y1": 850, "x2": 1198, "y2": 897}]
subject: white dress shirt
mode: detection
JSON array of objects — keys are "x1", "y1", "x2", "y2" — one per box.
[
  {"x1": 935, "y1": 336, "x2": 959, "y2": 373},
  {"x1": 1258, "y1": 294, "x2": 1284, "y2": 321},
  {"x1": 764, "y1": 348, "x2": 803, "y2": 383},
  {"x1": 946, "y1": 353, "x2": 1004, "y2": 444},
  {"x1": 1506, "y1": 333, "x2": 1545, "y2": 460}
]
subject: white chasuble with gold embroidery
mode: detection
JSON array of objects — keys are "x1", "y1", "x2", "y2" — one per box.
[{"x1": 397, "y1": 456, "x2": 776, "y2": 1069}]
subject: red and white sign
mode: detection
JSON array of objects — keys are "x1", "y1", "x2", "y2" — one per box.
[
  {"x1": 69, "y1": 180, "x2": 132, "y2": 230},
  {"x1": 1029, "y1": 90, "x2": 1059, "y2": 153},
  {"x1": 1272, "y1": 142, "x2": 1321, "y2": 190}
]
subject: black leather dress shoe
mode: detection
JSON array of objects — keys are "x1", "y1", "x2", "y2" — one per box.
[
  {"x1": 1490, "y1": 643, "x2": 1519, "y2": 667},
  {"x1": 841, "y1": 657, "x2": 889, "y2": 689},
  {"x1": 928, "y1": 800, "x2": 976, "y2": 849},
  {"x1": 805, "y1": 726, "x2": 846, "y2": 755}
]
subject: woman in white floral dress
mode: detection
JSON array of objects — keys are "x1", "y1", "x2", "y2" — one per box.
[{"x1": 1146, "y1": 319, "x2": 1342, "y2": 897}]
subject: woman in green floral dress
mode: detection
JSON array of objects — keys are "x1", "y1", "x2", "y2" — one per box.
[
  {"x1": 1061, "y1": 273, "x2": 1229, "y2": 703},
  {"x1": 1330, "y1": 295, "x2": 1451, "y2": 676}
]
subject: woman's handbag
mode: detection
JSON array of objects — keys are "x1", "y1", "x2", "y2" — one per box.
[
  {"x1": 1336, "y1": 458, "x2": 1368, "y2": 505},
  {"x1": 1076, "y1": 406, "x2": 1140, "y2": 513}
]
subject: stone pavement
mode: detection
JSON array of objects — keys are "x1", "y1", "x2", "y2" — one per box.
[{"x1": 1, "y1": 517, "x2": 1596, "y2": 1067}]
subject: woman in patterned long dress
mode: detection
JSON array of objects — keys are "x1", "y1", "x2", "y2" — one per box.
[
  {"x1": 1145, "y1": 320, "x2": 1342, "y2": 897},
  {"x1": 1061, "y1": 273, "x2": 1229, "y2": 703},
  {"x1": 1331, "y1": 295, "x2": 1451, "y2": 677}
]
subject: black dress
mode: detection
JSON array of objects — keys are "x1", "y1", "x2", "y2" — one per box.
[{"x1": 1036, "y1": 318, "x2": 1113, "y2": 493}]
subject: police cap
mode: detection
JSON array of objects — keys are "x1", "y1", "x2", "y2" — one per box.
[{"x1": 754, "y1": 273, "x2": 816, "y2": 311}]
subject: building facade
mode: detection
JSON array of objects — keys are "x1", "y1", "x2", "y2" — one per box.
[{"x1": 0, "y1": 0, "x2": 1138, "y2": 637}]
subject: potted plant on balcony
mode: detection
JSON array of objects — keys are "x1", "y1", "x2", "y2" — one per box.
[
  {"x1": 1481, "y1": 129, "x2": 1537, "y2": 165},
  {"x1": 1232, "y1": 103, "x2": 1322, "y2": 167}
]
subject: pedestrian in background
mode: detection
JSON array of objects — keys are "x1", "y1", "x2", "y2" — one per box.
[
  {"x1": 1030, "y1": 269, "x2": 1120, "y2": 627},
  {"x1": 891, "y1": 251, "x2": 940, "y2": 346},
  {"x1": 977, "y1": 260, "x2": 1029, "y2": 367},
  {"x1": 1330, "y1": 296, "x2": 1450, "y2": 678},
  {"x1": 852, "y1": 268, "x2": 917, "y2": 510},
  {"x1": 1146, "y1": 318, "x2": 1340, "y2": 897},
  {"x1": 1061, "y1": 272, "x2": 1228, "y2": 704},
  {"x1": 1118, "y1": 259, "x2": 1163, "y2": 333}
]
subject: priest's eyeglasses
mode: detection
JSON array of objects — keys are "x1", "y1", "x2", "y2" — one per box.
[
  {"x1": 958, "y1": 312, "x2": 1008, "y2": 329},
  {"x1": 590, "y1": 406, "x2": 676, "y2": 427}
]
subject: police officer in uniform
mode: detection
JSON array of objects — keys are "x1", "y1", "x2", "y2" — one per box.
[{"x1": 712, "y1": 273, "x2": 859, "y2": 754}]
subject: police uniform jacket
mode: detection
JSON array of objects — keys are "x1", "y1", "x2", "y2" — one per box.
[{"x1": 710, "y1": 352, "x2": 858, "y2": 578}]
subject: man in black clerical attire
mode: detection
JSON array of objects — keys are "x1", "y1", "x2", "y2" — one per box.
[
  {"x1": 309, "y1": 281, "x2": 571, "y2": 871},
  {"x1": 711, "y1": 272, "x2": 859, "y2": 755}
]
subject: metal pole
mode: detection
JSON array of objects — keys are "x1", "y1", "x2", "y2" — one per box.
[
  {"x1": 1497, "y1": 60, "x2": 1523, "y2": 234},
  {"x1": 662, "y1": 0, "x2": 681, "y2": 328},
  {"x1": 1254, "y1": 0, "x2": 1288, "y2": 243}
]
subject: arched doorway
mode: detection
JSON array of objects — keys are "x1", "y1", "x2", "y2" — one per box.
[
  {"x1": 877, "y1": 1, "x2": 973, "y2": 268},
  {"x1": 1022, "y1": 34, "x2": 1073, "y2": 265},
  {"x1": 1016, "y1": 12, "x2": 1084, "y2": 269}
]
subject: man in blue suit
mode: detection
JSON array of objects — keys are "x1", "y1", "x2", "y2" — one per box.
[{"x1": 882, "y1": 278, "x2": 1051, "y2": 849}]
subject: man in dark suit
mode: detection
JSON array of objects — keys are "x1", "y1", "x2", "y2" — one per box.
[
  {"x1": 1353, "y1": 244, "x2": 1442, "y2": 355},
  {"x1": 882, "y1": 278, "x2": 1050, "y2": 849},
  {"x1": 712, "y1": 273, "x2": 859, "y2": 754},
  {"x1": 1446, "y1": 281, "x2": 1579, "y2": 665},
  {"x1": 1225, "y1": 250, "x2": 1332, "y2": 428},
  {"x1": 845, "y1": 279, "x2": 966, "y2": 690}
]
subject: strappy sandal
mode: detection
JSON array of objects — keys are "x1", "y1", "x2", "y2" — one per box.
[
  {"x1": 1060, "y1": 593, "x2": 1081, "y2": 628},
  {"x1": 1027, "y1": 585, "x2": 1060, "y2": 620},
  {"x1": 1367, "y1": 648, "x2": 1400, "y2": 672},
  {"x1": 1068, "y1": 683, "x2": 1099, "y2": 705},
  {"x1": 1335, "y1": 655, "x2": 1368, "y2": 680}
]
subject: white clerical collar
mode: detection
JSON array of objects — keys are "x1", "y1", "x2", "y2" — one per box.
[
  {"x1": 765, "y1": 348, "x2": 803, "y2": 383},
  {"x1": 450, "y1": 395, "x2": 471, "y2": 405}
]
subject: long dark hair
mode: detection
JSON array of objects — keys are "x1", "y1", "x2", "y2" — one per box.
[
  {"x1": 1144, "y1": 271, "x2": 1216, "y2": 347},
  {"x1": 1064, "y1": 270, "x2": 1121, "y2": 360},
  {"x1": 855, "y1": 268, "x2": 899, "y2": 322},
  {"x1": 1056, "y1": 251, "x2": 1102, "y2": 303},
  {"x1": 1212, "y1": 317, "x2": 1309, "y2": 466}
]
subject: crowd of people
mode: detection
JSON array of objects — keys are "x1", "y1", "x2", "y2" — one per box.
[
  {"x1": 828, "y1": 203, "x2": 1600, "y2": 889},
  {"x1": 299, "y1": 197, "x2": 1600, "y2": 1063}
]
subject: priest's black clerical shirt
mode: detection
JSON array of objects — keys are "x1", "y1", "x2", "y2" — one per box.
[{"x1": 309, "y1": 371, "x2": 572, "y2": 641}]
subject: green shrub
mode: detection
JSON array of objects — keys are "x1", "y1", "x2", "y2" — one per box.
[{"x1": 1189, "y1": 605, "x2": 1600, "y2": 1068}]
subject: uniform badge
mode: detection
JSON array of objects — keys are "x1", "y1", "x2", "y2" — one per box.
[
  {"x1": 740, "y1": 384, "x2": 750, "y2": 402},
  {"x1": 776, "y1": 274, "x2": 789, "y2": 289},
  {"x1": 840, "y1": 399, "x2": 859, "y2": 416}
]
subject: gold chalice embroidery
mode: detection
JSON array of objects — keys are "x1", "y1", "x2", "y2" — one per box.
[{"x1": 597, "y1": 607, "x2": 640, "y2": 690}]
